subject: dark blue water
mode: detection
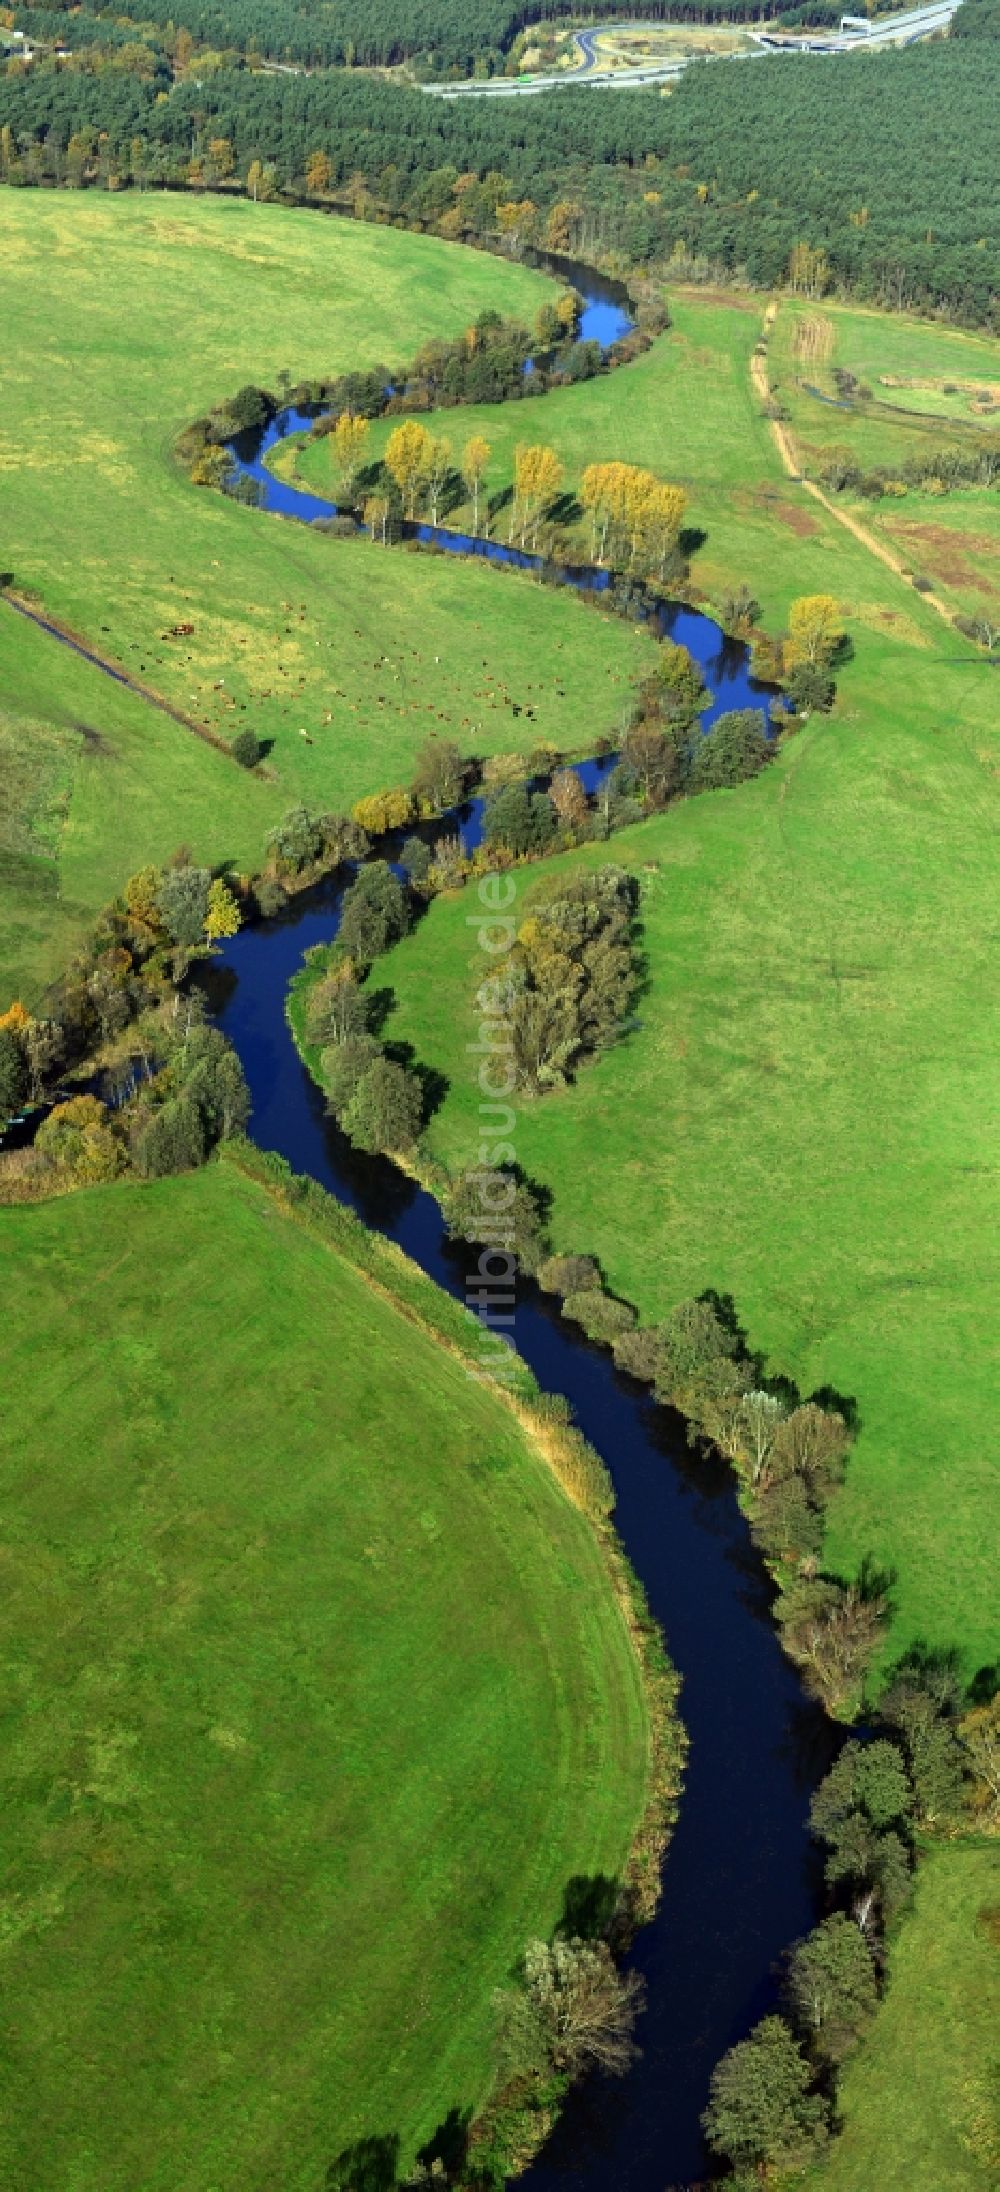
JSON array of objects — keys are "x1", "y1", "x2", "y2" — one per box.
[{"x1": 204, "y1": 658, "x2": 832, "y2": 2188}]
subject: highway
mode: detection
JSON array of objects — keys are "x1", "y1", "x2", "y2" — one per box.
[{"x1": 422, "y1": 0, "x2": 960, "y2": 95}]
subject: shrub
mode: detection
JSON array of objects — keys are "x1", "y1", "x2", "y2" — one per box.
[
  {"x1": 340, "y1": 1055, "x2": 423, "y2": 1154},
  {"x1": 688, "y1": 709, "x2": 771, "y2": 793},
  {"x1": 232, "y1": 727, "x2": 261, "y2": 769},
  {"x1": 562, "y1": 1290, "x2": 637, "y2": 1344},
  {"x1": 132, "y1": 1094, "x2": 206, "y2": 1178},
  {"x1": 351, "y1": 787, "x2": 417, "y2": 836},
  {"x1": 537, "y1": 1253, "x2": 601, "y2": 1297}
]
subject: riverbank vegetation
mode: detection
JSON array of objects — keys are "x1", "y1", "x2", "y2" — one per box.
[
  {"x1": 0, "y1": 190, "x2": 655, "y2": 1003},
  {"x1": 294, "y1": 285, "x2": 997, "y2": 631},
  {"x1": 0, "y1": 1148, "x2": 665, "y2": 2190},
  {"x1": 802, "y1": 1839, "x2": 999, "y2": 2192},
  {"x1": 707, "y1": 1690, "x2": 1000, "y2": 2187}
]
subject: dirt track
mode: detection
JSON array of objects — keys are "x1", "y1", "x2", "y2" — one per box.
[{"x1": 752, "y1": 301, "x2": 954, "y2": 627}]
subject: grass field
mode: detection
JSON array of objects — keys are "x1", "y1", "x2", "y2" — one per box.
[
  {"x1": 0, "y1": 191, "x2": 653, "y2": 1002},
  {"x1": 0, "y1": 1156, "x2": 649, "y2": 2191},
  {"x1": 373, "y1": 667, "x2": 998, "y2": 1680},
  {"x1": 767, "y1": 299, "x2": 1000, "y2": 624},
  {"x1": 288, "y1": 280, "x2": 1000, "y2": 1678},
  {"x1": 804, "y1": 1842, "x2": 1000, "y2": 2192},
  {"x1": 294, "y1": 288, "x2": 999, "y2": 633}
]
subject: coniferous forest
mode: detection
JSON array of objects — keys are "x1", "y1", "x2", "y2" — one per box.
[{"x1": 1, "y1": 4, "x2": 998, "y2": 325}]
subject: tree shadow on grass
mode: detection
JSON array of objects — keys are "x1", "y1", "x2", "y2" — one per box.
[
  {"x1": 416, "y1": 2105, "x2": 472, "y2": 2180},
  {"x1": 325, "y1": 2133, "x2": 400, "y2": 2192},
  {"x1": 558, "y1": 1872, "x2": 621, "y2": 1940}
]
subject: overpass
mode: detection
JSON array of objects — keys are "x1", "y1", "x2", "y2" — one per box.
[{"x1": 422, "y1": 0, "x2": 960, "y2": 95}]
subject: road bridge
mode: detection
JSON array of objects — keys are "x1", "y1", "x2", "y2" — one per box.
[{"x1": 422, "y1": 0, "x2": 960, "y2": 95}]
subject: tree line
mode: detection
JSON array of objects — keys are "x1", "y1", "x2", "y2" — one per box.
[
  {"x1": 1, "y1": 33, "x2": 997, "y2": 325},
  {"x1": 702, "y1": 1654, "x2": 999, "y2": 2177}
]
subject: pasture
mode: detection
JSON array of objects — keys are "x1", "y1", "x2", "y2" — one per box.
[
  {"x1": 0, "y1": 191, "x2": 652, "y2": 1002},
  {"x1": 374, "y1": 629, "x2": 999, "y2": 1681},
  {"x1": 0, "y1": 1156, "x2": 649, "y2": 2191}
]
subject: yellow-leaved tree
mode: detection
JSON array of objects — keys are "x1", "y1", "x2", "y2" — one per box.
[
  {"x1": 786, "y1": 594, "x2": 844, "y2": 670},
  {"x1": 305, "y1": 148, "x2": 331, "y2": 196},
  {"x1": 423, "y1": 435, "x2": 453, "y2": 527},
  {"x1": 462, "y1": 434, "x2": 491, "y2": 536},
  {"x1": 385, "y1": 420, "x2": 432, "y2": 519},
  {"x1": 511, "y1": 443, "x2": 563, "y2": 551},
  {"x1": 203, "y1": 879, "x2": 241, "y2": 948},
  {"x1": 332, "y1": 412, "x2": 369, "y2": 505}
]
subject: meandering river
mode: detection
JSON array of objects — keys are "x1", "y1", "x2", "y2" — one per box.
[
  {"x1": 207, "y1": 266, "x2": 841, "y2": 2188},
  {"x1": 8, "y1": 259, "x2": 838, "y2": 2183},
  {"x1": 203, "y1": 652, "x2": 833, "y2": 2192}
]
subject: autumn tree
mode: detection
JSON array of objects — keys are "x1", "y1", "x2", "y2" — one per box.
[
  {"x1": 497, "y1": 1937, "x2": 644, "y2": 2087},
  {"x1": 786, "y1": 593, "x2": 845, "y2": 671},
  {"x1": 545, "y1": 198, "x2": 583, "y2": 253},
  {"x1": 246, "y1": 158, "x2": 276, "y2": 203},
  {"x1": 385, "y1": 419, "x2": 431, "y2": 518},
  {"x1": 203, "y1": 877, "x2": 241, "y2": 947},
  {"x1": 364, "y1": 493, "x2": 390, "y2": 545},
  {"x1": 305, "y1": 147, "x2": 331, "y2": 195},
  {"x1": 788, "y1": 241, "x2": 832, "y2": 297},
  {"x1": 36, "y1": 1095, "x2": 124, "y2": 1184},
  {"x1": 549, "y1": 767, "x2": 589, "y2": 834},
  {"x1": 332, "y1": 411, "x2": 369, "y2": 504},
  {"x1": 462, "y1": 433, "x2": 491, "y2": 535},
  {"x1": 423, "y1": 434, "x2": 453, "y2": 526},
  {"x1": 511, "y1": 442, "x2": 563, "y2": 551}
]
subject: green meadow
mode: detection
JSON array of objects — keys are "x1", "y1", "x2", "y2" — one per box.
[
  {"x1": 0, "y1": 1155, "x2": 649, "y2": 2191},
  {"x1": 310, "y1": 274, "x2": 1000, "y2": 1676},
  {"x1": 803, "y1": 1841, "x2": 1000, "y2": 2192},
  {"x1": 374, "y1": 632, "x2": 998, "y2": 1680},
  {"x1": 295, "y1": 286, "x2": 998, "y2": 631},
  {"x1": 0, "y1": 190, "x2": 652, "y2": 1002},
  {"x1": 767, "y1": 298, "x2": 1000, "y2": 624}
]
